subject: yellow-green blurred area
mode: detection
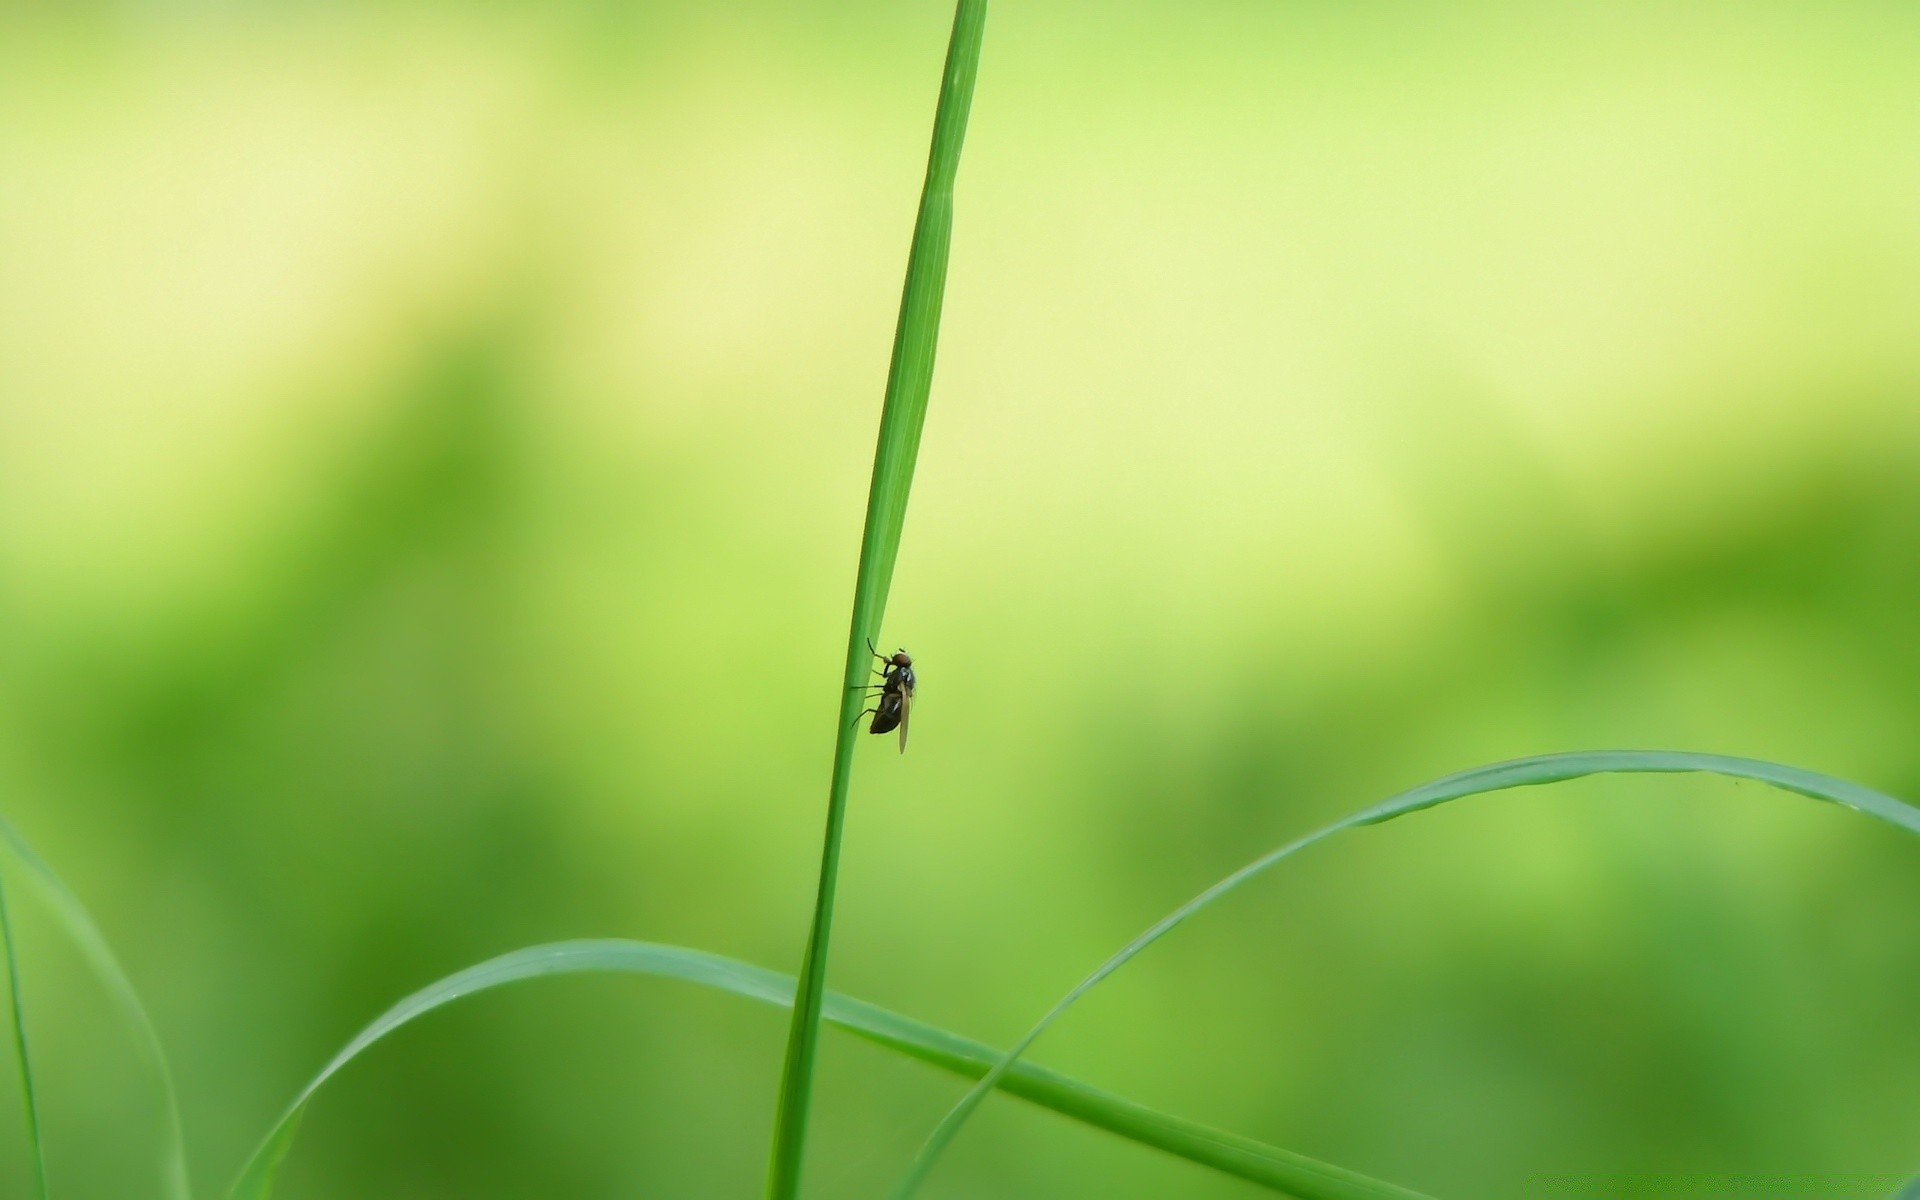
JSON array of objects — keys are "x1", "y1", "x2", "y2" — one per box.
[{"x1": 3, "y1": 1, "x2": 1920, "y2": 1196}]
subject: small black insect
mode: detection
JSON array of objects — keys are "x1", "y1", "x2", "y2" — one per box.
[{"x1": 852, "y1": 638, "x2": 916, "y2": 752}]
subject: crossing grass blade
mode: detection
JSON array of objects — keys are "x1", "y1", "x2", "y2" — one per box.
[
  {"x1": 0, "y1": 867, "x2": 49, "y2": 1200},
  {"x1": 889, "y1": 750, "x2": 1920, "y2": 1198},
  {"x1": 766, "y1": 3, "x2": 988, "y2": 1199},
  {"x1": 0, "y1": 815, "x2": 192, "y2": 1200},
  {"x1": 225, "y1": 939, "x2": 1428, "y2": 1200}
]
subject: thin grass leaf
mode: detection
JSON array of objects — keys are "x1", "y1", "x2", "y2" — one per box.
[
  {"x1": 0, "y1": 868, "x2": 49, "y2": 1200},
  {"x1": 766, "y1": 3, "x2": 987, "y2": 1199},
  {"x1": 0, "y1": 815, "x2": 192, "y2": 1200},
  {"x1": 891, "y1": 750, "x2": 1920, "y2": 1198},
  {"x1": 225, "y1": 939, "x2": 1427, "y2": 1200},
  {"x1": 1893, "y1": 1173, "x2": 1920, "y2": 1200}
]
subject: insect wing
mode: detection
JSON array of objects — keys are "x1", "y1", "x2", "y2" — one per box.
[{"x1": 894, "y1": 686, "x2": 912, "y2": 752}]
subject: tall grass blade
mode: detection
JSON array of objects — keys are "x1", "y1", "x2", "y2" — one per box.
[
  {"x1": 225, "y1": 939, "x2": 1425, "y2": 1200},
  {"x1": 0, "y1": 815, "x2": 192, "y2": 1200},
  {"x1": 891, "y1": 750, "x2": 1920, "y2": 1198},
  {"x1": 0, "y1": 868, "x2": 49, "y2": 1200},
  {"x1": 766, "y1": 3, "x2": 987, "y2": 1198}
]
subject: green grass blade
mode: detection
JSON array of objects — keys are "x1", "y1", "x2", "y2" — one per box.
[
  {"x1": 0, "y1": 868, "x2": 49, "y2": 1200},
  {"x1": 0, "y1": 815, "x2": 192, "y2": 1200},
  {"x1": 1893, "y1": 1173, "x2": 1920, "y2": 1200},
  {"x1": 890, "y1": 750, "x2": 1920, "y2": 1198},
  {"x1": 829, "y1": 990, "x2": 1430, "y2": 1200},
  {"x1": 224, "y1": 939, "x2": 1424, "y2": 1200},
  {"x1": 766, "y1": 3, "x2": 987, "y2": 1199}
]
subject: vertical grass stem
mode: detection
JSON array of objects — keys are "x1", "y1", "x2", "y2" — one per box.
[{"x1": 764, "y1": 4, "x2": 987, "y2": 1198}]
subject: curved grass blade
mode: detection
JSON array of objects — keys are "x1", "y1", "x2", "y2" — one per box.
[
  {"x1": 767, "y1": 4, "x2": 988, "y2": 1199},
  {"x1": 0, "y1": 815, "x2": 191, "y2": 1200},
  {"x1": 890, "y1": 751, "x2": 1920, "y2": 1198},
  {"x1": 226, "y1": 939, "x2": 1427, "y2": 1200},
  {"x1": 0, "y1": 868, "x2": 49, "y2": 1200}
]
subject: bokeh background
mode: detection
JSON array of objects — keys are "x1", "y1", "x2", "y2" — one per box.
[{"x1": 3, "y1": 2, "x2": 1919, "y2": 1197}]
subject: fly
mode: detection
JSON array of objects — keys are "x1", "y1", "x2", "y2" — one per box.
[{"x1": 852, "y1": 639, "x2": 916, "y2": 753}]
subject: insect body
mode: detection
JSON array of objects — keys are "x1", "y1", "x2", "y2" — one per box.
[{"x1": 854, "y1": 640, "x2": 916, "y2": 752}]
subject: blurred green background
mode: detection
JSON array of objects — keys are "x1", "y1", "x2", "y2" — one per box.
[{"x1": 2, "y1": 2, "x2": 1919, "y2": 1197}]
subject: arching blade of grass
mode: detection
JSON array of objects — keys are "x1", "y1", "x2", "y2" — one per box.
[
  {"x1": 890, "y1": 750, "x2": 1920, "y2": 1199},
  {"x1": 0, "y1": 815, "x2": 191, "y2": 1200},
  {"x1": 0, "y1": 868, "x2": 49, "y2": 1200},
  {"x1": 225, "y1": 939, "x2": 1428, "y2": 1200},
  {"x1": 766, "y1": 3, "x2": 987, "y2": 1199}
]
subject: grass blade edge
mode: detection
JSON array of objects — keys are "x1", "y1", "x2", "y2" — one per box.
[
  {"x1": 0, "y1": 816, "x2": 192, "y2": 1200},
  {"x1": 0, "y1": 866, "x2": 49, "y2": 1200},
  {"x1": 224, "y1": 938, "x2": 1420, "y2": 1200},
  {"x1": 888, "y1": 749, "x2": 1920, "y2": 1197}
]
